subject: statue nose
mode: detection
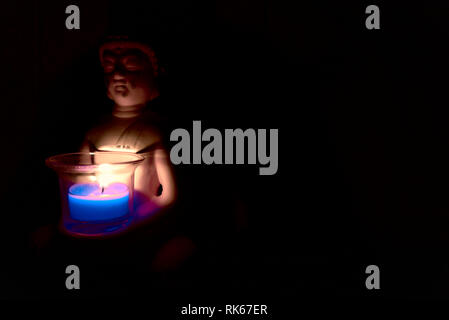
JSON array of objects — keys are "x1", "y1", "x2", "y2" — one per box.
[{"x1": 112, "y1": 71, "x2": 126, "y2": 80}]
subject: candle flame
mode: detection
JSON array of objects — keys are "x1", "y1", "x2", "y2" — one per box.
[{"x1": 97, "y1": 164, "x2": 114, "y2": 190}]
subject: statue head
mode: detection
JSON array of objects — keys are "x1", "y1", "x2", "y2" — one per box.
[{"x1": 99, "y1": 37, "x2": 160, "y2": 107}]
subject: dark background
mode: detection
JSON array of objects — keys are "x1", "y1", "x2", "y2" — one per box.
[{"x1": 3, "y1": 0, "x2": 449, "y2": 307}]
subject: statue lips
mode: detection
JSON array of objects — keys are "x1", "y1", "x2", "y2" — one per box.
[{"x1": 113, "y1": 84, "x2": 129, "y2": 95}]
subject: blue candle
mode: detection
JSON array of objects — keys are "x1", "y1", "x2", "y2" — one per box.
[{"x1": 68, "y1": 183, "x2": 130, "y2": 222}]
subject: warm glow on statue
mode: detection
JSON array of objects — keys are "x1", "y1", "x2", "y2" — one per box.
[
  {"x1": 39, "y1": 37, "x2": 193, "y2": 268},
  {"x1": 81, "y1": 37, "x2": 177, "y2": 221}
]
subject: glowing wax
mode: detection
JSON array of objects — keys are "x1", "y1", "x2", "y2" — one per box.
[{"x1": 68, "y1": 183, "x2": 129, "y2": 222}]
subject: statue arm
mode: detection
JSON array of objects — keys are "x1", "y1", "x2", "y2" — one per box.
[
  {"x1": 135, "y1": 146, "x2": 177, "y2": 218},
  {"x1": 152, "y1": 147, "x2": 177, "y2": 207}
]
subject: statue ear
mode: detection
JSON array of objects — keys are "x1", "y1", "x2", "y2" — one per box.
[{"x1": 107, "y1": 90, "x2": 113, "y2": 100}]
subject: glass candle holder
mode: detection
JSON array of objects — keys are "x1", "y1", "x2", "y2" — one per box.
[{"x1": 46, "y1": 152, "x2": 144, "y2": 237}]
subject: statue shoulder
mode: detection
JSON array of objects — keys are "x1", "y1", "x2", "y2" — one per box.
[
  {"x1": 135, "y1": 124, "x2": 163, "y2": 149},
  {"x1": 83, "y1": 115, "x2": 117, "y2": 148}
]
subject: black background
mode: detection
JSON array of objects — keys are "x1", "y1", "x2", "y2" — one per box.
[{"x1": 3, "y1": 0, "x2": 449, "y2": 308}]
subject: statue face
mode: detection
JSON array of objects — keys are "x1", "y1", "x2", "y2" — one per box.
[{"x1": 102, "y1": 48, "x2": 157, "y2": 107}]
